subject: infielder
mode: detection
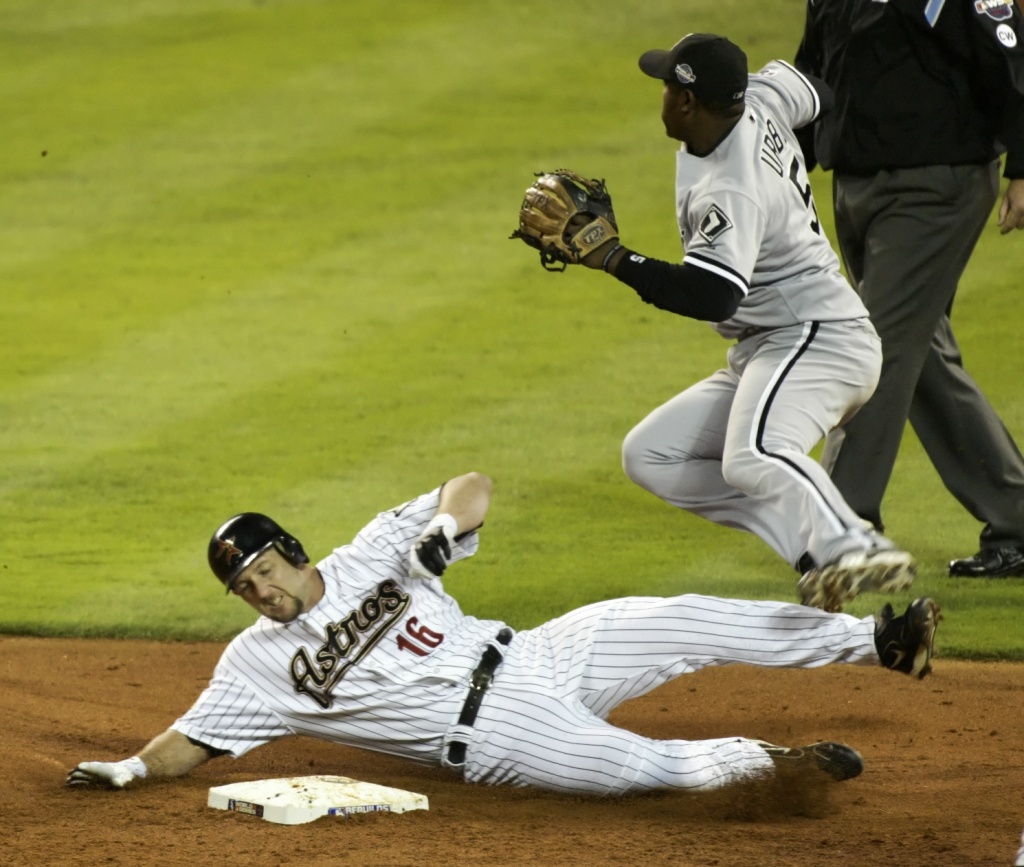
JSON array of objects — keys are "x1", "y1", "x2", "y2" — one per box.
[
  {"x1": 513, "y1": 33, "x2": 916, "y2": 612},
  {"x1": 67, "y1": 472, "x2": 939, "y2": 796}
]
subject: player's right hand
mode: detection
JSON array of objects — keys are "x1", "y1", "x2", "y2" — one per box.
[
  {"x1": 409, "y1": 514, "x2": 458, "y2": 579},
  {"x1": 66, "y1": 758, "x2": 143, "y2": 789}
]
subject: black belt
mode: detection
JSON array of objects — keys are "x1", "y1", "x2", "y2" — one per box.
[{"x1": 446, "y1": 627, "x2": 513, "y2": 766}]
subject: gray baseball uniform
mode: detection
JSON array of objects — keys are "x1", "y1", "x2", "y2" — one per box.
[
  {"x1": 172, "y1": 484, "x2": 882, "y2": 795},
  {"x1": 622, "y1": 61, "x2": 889, "y2": 571}
]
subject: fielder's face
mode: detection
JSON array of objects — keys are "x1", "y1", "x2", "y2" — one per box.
[
  {"x1": 231, "y1": 548, "x2": 321, "y2": 622},
  {"x1": 659, "y1": 81, "x2": 691, "y2": 142}
]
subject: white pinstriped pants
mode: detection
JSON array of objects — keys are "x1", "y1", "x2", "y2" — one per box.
[
  {"x1": 445, "y1": 594, "x2": 877, "y2": 794},
  {"x1": 622, "y1": 319, "x2": 884, "y2": 570}
]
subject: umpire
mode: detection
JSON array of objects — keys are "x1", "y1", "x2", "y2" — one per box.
[{"x1": 796, "y1": 0, "x2": 1024, "y2": 578}]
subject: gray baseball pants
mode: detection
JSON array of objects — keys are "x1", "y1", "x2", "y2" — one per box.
[
  {"x1": 622, "y1": 319, "x2": 883, "y2": 570},
  {"x1": 822, "y1": 162, "x2": 1024, "y2": 547}
]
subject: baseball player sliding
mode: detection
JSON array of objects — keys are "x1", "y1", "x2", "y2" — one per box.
[
  {"x1": 513, "y1": 34, "x2": 917, "y2": 613},
  {"x1": 68, "y1": 472, "x2": 939, "y2": 796}
]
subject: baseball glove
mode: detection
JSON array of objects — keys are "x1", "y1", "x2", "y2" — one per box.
[{"x1": 511, "y1": 169, "x2": 619, "y2": 271}]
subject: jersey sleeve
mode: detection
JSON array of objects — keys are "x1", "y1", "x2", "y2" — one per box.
[
  {"x1": 965, "y1": 0, "x2": 1024, "y2": 176},
  {"x1": 683, "y1": 188, "x2": 767, "y2": 295},
  {"x1": 750, "y1": 60, "x2": 824, "y2": 130},
  {"x1": 171, "y1": 656, "x2": 292, "y2": 758},
  {"x1": 349, "y1": 485, "x2": 480, "y2": 574}
]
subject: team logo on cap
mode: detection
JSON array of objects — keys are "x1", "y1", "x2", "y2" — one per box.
[
  {"x1": 674, "y1": 63, "x2": 697, "y2": 85},
  {"x1": 974, "y1": 0, "x2": 1013, "y2": 21},
  {"x1": 214, "y1": 537, "x2": 243, "y2": 565}
]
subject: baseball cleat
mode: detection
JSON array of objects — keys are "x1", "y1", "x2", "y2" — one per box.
[
  {"x1": 874, "y1": 596, "x2": 941, "y2": 680},
  {"x1": 752, "y1": 740, "x2": 864, "y2": 781},
  {"x1": 798, "y1": 548, "x2": 916, "y2": 612}
]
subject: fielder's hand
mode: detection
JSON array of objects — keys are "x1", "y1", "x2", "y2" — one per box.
[
  {"x1": 66, "y1": 756, "x2": 148, "y2": 789},
  {"x1": 409, "y1": 514, "x2": 458, "y2": 579},
  {"x1": 511, "y1": 169, "x2": 619, "y2": 271}
]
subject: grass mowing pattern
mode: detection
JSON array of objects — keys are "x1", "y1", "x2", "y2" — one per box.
[{"x1": 2, "y1": 1, "x2": 1022, "y2": 654}]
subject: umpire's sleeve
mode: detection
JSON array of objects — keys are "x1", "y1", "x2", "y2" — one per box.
[{"x1": 967, "y1": 1, "x2": 1024, "y2": 178}]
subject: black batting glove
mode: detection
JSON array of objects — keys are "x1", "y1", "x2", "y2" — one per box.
[{"x1": 408, "y1": 514, "x2": 458, "y2": 579}]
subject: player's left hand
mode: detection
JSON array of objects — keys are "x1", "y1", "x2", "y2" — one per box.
[
  {"x1": 409, "y1": 514, "x2": 458, "y2": 579},
  {"x1": 66, "y1": 757, "x2": 146, "y2": 789},
  {"x1": 998, "y1": 178, "x2": 1024, "y2": 234},
  {"x1": 510, "y1": 169, "x2": 619, "y2": 271}
]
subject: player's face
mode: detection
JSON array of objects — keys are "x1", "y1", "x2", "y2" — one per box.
[
  {"x1": 660, "y1": 82, "x2": 689, "y2": 142},
  {"x1": 231, "y1": 549, "x2": 320, "y2": 622}
]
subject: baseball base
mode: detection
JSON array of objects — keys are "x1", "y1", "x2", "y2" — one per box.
[{"x1": 207, "y1": 775, "x2": 429, "y2": 825}]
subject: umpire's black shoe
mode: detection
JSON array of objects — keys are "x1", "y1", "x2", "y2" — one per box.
[
  {"x1": 752, "y1": 740, "x2": 864, "y2": 782},
  {"x1": 948, "y1": 545, "x2": 1024, "y2": 578},
  {"x1": 875, "y1": 597, "x2": 941, "y2": 680}
]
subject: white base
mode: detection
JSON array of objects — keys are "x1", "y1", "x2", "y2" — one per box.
[{"x1": 207, "y1": 775, "x2": 429, "y2": 825}]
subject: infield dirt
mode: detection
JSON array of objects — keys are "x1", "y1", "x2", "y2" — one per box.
[{"x1": 4, "y1": 636, "x2": 1021, "y2": 866}]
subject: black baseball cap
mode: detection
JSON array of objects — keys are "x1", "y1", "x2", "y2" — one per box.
[{"x1": 639, "y1": 33, "x2": 748, "y2": 105}]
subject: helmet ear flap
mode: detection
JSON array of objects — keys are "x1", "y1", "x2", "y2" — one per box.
[{"x1": 274, "y1": 535, "x2": 309, "y2": 568}]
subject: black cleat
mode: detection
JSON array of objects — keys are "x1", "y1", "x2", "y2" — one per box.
[
  {"x1": 752, "y1": 740, "x2": 864, "y2": 781},
  {"x1": 948, "y1": 545, "x2": 1024, "y2": 578},
  {"x1": 875, "y1": 597, "x2": 941, "y2": 679}
]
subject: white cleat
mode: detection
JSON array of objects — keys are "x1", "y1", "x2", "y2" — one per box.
[{"x1": 798, "y1": 549, "x2": 916, "y2": 612}]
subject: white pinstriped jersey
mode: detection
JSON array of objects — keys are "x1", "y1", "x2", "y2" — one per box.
[
  {"x1": 173, "y1": 486, "x2": 504, "y2": 765},
  {"x1": 675, "y1": 60, "x2": 868, "y2": 339},
  {"x1": 172, "y1": 485, "x2": 882, "y2": 794}
]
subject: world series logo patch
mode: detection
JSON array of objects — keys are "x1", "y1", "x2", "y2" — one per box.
[{"x1": 975, "y1": 0, "x2": 1013, "y2": 21}]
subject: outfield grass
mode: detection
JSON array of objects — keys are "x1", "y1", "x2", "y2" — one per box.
[{"x1": 2, "y1": 0, "x2": 1022, "y2": 657}]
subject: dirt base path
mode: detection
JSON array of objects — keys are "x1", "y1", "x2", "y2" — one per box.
[{"x1": 3, "y1": 636, "x2": 1022, "y2": 866}]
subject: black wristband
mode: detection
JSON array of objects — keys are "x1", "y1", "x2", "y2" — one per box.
[{"x1": 601, "y1": 243, "x2": 624, "y2": 272}]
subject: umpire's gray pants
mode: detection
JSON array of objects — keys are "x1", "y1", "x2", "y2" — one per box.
[{"x1": 822, "y1": 162, "x2": 1024, "y2": 547}]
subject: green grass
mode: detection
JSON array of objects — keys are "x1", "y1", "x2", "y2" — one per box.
[{"x1": 2, "y1": 0, "x2": 1022, "y2": 657}]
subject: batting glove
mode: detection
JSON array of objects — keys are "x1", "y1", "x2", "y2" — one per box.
[
  {"x1": 66, "y1": 756, "x2": 148, "y2": 789},
  {"x1": 409, "y1": 513, "x2": 458, "y2": 579}
]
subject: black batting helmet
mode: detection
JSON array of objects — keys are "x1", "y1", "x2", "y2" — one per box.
[{"x1": 208, "y1": 512, "x2": 309, "y2": 593}]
